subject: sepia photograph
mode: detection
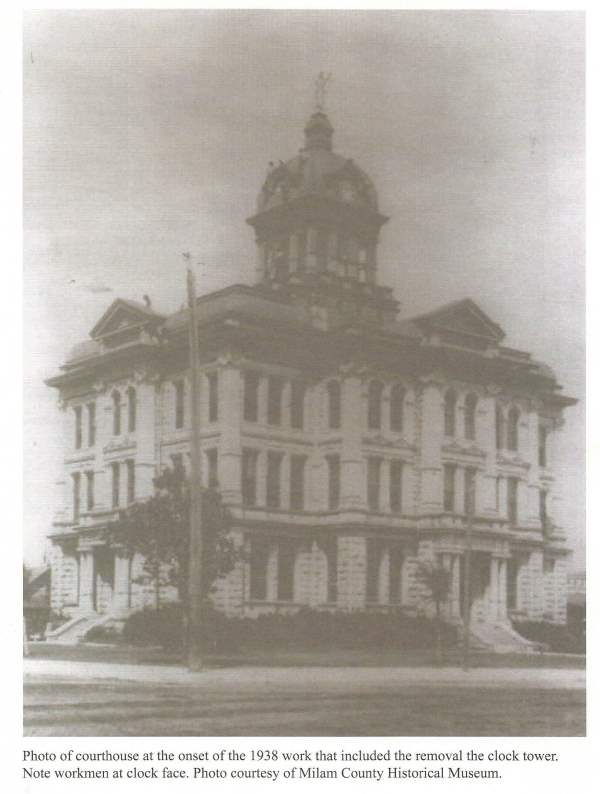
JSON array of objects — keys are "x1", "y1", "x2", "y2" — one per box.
[{"x1": 23, "y1": 9, "x2": 585, "y2": 738}]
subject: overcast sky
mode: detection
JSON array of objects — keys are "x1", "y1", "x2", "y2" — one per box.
[{"x1": 23, "y1": 10, "x2": 585, "y2": 567}]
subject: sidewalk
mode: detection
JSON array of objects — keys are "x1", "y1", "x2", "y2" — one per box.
[{"x1": 24, "y1": 657, "x2": 585, "y2": 691}]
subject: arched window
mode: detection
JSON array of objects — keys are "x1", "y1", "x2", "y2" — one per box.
[
  {"x1": 112, "y1": 390, "x2": 121, "y2": 436},
  {"x1": 327, "y1": 380, "x2": 341, "y2": 430},
  {"x1": 444, "y1": 389, "x2": 457, "y2": 437},
  {"x1": 390, "y1": 385, "x2": 405, "y2": 432},
  {"x1": 507, "y1": 407, "x2": 520, "y2": 451},
  {"x1": 464, "y1": 393, "x2": 478, "y2": 441},
  {"x1": 495, "y1": 403, "x2": 505, "y2": 449},
  {"x1": 127, "y1": 386, "x2": 136, "y2": 433},
  {"x1": 367, "y1": 380, "x2": 384, "y2": 430}
]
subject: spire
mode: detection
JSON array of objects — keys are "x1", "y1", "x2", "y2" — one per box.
[{"x1": 303, "y1": 72, "x2": 334, "y2": 151}]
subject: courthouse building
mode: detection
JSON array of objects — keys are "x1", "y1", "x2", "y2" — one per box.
[{"x1": 46, "y1": 107, "x2": 576, "y2": 646}]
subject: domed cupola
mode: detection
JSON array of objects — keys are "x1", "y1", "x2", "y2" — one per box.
[{"x1": 247, "y1": 104, "x2": 388, "y2": 289}]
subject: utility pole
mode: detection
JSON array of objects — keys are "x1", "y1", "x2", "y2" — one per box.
[
  {"x1": 186, "y1": 263, "x2": 204, "y2": 671},
  {"x1": 462, "y1": 473, "x2": 475, "y2": 672}
]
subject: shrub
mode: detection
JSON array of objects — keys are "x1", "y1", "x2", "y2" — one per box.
[
  {"x1": 119, "y1": 605, "x2": 457, "y2": 653},
  {"x1": 512, "y1": 620, "x2": 585, "y2": 654}
]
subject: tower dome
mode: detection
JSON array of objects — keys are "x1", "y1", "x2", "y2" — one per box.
[
  {"x1": 255, "y1": 111, "x2": 379, "y2": 215},
  {"x1": 247, "y1": 106, "x2": 388, "y2": 292}
]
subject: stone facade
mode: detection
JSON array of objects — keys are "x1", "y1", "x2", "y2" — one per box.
[{"x1": 45, "y1": 108, "x2": 576, "y2": 636}]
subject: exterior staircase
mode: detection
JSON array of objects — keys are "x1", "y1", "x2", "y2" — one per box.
[
  {"x1": 457, "y1": 620, "x2": 541, "y2": 654},
  {"x1": 45, "y1": 613, "x2": 113, "y2": 645}
]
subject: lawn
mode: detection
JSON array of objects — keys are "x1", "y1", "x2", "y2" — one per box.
[{"x1": 26, "y1": 641, "x2": 585, "y2": 670}]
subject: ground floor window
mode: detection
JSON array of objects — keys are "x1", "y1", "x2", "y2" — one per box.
[
  {"x1": 389, "y1": 544, "x2": 404, "y2": 604},
  {"x1": 277, "y1": 538, "x2": 296, "y2": 602},
  {"x1": 249, "y1": 536, "x2": 269, "y2": 600}
]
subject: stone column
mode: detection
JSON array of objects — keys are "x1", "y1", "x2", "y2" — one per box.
[
  {"x1": 280, "y1": 454, "x2": 291, "y2": 510},
  {"x1": 455, "y1": 467, "x2": 465, "y2": 516},
  {"x1": 281, "y1": 380, "x2": 292, "y2": 427},
  {"x1": 256, "y1": 450, "x2": 267, "y2": 508},
  {"x1": 78, "y1": 549, "x2": 95, "y2": 613},
  {"x1": 489, "y1": 557, "x2": 499, "y2": 621},
  {"x1": 479, "y1": 390, "x2": 499, "y2": 516},
  {"x1": 418, "y1": 380, "x2": 443, "y2": 513},
  {"x1": 380, "y1": 459, "x2": 391, "y2": 513},
  {"x1": 497, "y1": 558, "x2": 508, "y2": 619},
  {"x1": 219, "y1": 361, "x2": 243, "y2": 504},
  {"x1": 450, "y1": 554, "x2": 461, "y2": 618},
  {"x1": 257, "y1": 375, "x2": 268, "y2": 426},
  {"x1": 340, "y1": 371, "x2": 365, "y2": 510},
  {"x1": 112, "y1": 552, "x2": 131, "y2": 617},
  {"x1": 378, "y1": 546, "x2": 390, "y2": 604}
]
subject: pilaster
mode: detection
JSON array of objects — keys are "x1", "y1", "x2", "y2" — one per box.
[
  {"x1": 219, "y1": 361, "x2": 243, "y2": 504},
  {"x1": 340, "y1": 370, "x2": 365, "y2": 510}
]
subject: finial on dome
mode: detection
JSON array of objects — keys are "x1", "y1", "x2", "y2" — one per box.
[{"x1": 314, "y1": 71, "x2": 332, "y2": 112}]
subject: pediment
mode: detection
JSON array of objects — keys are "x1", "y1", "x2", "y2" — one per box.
[
  {"x1": 90, "y1": 299, "x2": 163, "y2": 340},
  {"x1": 413, "y1": 299, "x2": 505, "y2": 343}
]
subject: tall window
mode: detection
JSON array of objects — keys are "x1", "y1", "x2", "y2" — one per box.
[
  {"x1": 290, "y1": 455, "x2": 306, "y2": 511},
  {"x1": 539, "y1": 489, "x2": 548, "y2": 529},
  {"x1": 242, "y1": 449, "x2": 259, "y2": 507},
  {"x1": 87, "y1": 403, "x2": 96, "y2": 447},
  {"x1": 495, "y1": 476, "x2": 502, "y2": 513},
  {"x1": 443, "y1": 464, "x2": 456, "y2": 512},
  {"x1": 85, "y1": 470, "x2": 94, "y2": 512},
  {"x1": 207, "y1": 372, "x2": 218, "y2": 423},
  {"x1": 327, "y1": 380, "x2": 341, "y2": 429},
  {"x1": 244, "y1": 372, "x2": 259, "y2": 422},
  {"x1": 111, "y1": 462, "x2": 120, "y2": 509},
  {"x1": 367, "y1": 456, "x2": 382, "y2": 512},
  {"x1": 538, "y1": 425, "x2": 548, "y2": 467},
  {"x1": 266, "y1": 451, "x2": 283, "y2": 509},
  {"x1": 171, "y1": 452, "x2": 184, "y2": 472},
  {"x1": 205, "y1": 448, "x2": 218, "y2": 489},
  {"x1": 366, "y1": 539, "x2": 382, "y2": 603},
  {"x1": 507, "y1": 477, "x2": 519, "y2": 525},
  {"x1": 507, "y1": 407, "x2": 520, "y2": 451},
  {"x1": 74, "y1": 406, "x2": 83, "y2": 450},
  {"x1": 390, "y1": 385, "x2": 405, "y2": 432},
  {"x1": 127, "y1": 387, "x2": 136, "y2": 433},
  {"x1": 367, "y1": 380, "x2": 384, "y2": 430},
  {"x1": 249, "y1": 537, "x2": 269, "y2": 601},
  {"x1": 389, "y1": 544, "x2": 404, "y2": 604},
  {"x1": 173, "y1": 380, "x2": 184, "y2": 429},
  {"x1": 464, "y1": 393, "x2": 477, "y2": 441},
  {"x1": 277, "y1": 539, "x2": 295, "y2": 601},
  {"x1": 444, "y1": 389, "x2": 457, "y2": 437},
  {"x1": 112, "y1": 391, "x2": 121, "y2": 436},
  {"x1": 325, "y1": 539, "x2": 337, "y2": 603},
  {"x1": 290, "y1": 382, "x2": 305, "y2": 429},
  {"x1": 267, "y1": 376, "x2": 283, "y2": 425},
  {"x1": 72, "y1": 472, "x2": 81, "y2": 522},
  {"x1": 464, "y1": 467, "x2": 477, "y2": 516},
  {"x1": 126, "y1": 459, "x2": 135, "y2": 504},
  {"x1": 495, "y1": 403, "x2": 505, "y2": 449},
  {"x1": 326, "y1": 454, "x2": 340, "y2": 511},
  {"x1": 390, "y1": 460, "x2": 403, "y2": 514}
]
